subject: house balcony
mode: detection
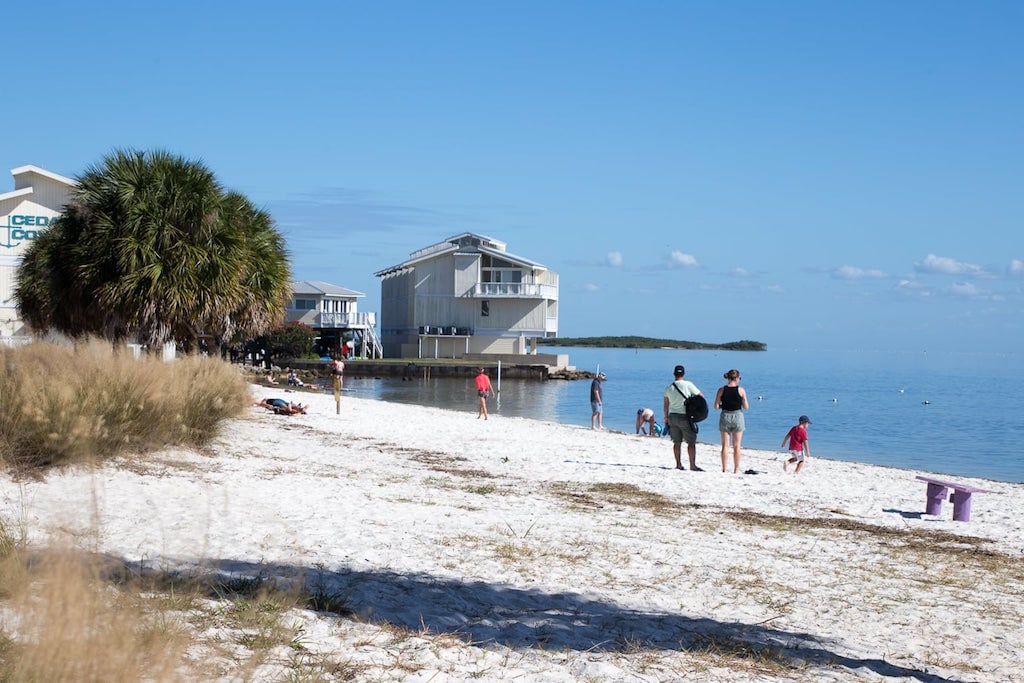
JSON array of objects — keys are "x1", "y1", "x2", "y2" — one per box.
[
  {"x1": 470, "y1": 282, "x2": 558, "y2": 299},
  {"x1": 286, "y1": 311, "x2": 376, "y2": 329}
]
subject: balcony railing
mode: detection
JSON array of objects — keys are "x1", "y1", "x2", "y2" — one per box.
[
  {"x1": 471, "y1": 282, "x2": 558, "y2": 299},
  {"x1": 286, "y1": 311, "x2": 376, "y2": 328},
  {"x1": 318, "y1": 311, "x2": 376, "y2": 327}
]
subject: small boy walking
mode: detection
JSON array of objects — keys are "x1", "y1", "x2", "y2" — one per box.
[{"x1": 782, "y1": 415, "x2": 812, "y2": 473}]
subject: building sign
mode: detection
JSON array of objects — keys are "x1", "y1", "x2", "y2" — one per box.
[{"x1": 1, "y1": 214, "x2": 57, "y2": 249}]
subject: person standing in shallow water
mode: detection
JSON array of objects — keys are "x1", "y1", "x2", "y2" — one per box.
[
  {"x1": 714, "y1": 369, "x2": 749, "y2": 473},
  {"x1": 590, "y1": 372, "x2": 606, "y2": 429},
  {"x1": 474, "y1": 367, "x2": 494, "y2": 420}
]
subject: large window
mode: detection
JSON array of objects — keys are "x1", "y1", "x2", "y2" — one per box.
[
  {"x1": 293, "y1": 298, "x2": 317, "y2": 310},
  {"x1": 481, "y1": 255, "x2": 523, "y2": 284}
]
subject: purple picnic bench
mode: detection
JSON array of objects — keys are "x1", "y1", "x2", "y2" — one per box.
[{"x1": 915, "y1": 475, "x2": 991, "y2": 522}]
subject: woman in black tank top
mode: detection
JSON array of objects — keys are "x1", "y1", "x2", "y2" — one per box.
[{"x1": 714, "y1": 369, "x2": 750, "y2": 473}]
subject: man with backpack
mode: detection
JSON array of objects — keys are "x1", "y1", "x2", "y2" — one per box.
[{"x1": 664, "y1": 364, "x2": 706, "y2": 471}]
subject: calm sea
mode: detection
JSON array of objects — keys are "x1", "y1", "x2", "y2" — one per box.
[{"x1": 338, "y1": 346, "x2": 1024, "y2": 484}]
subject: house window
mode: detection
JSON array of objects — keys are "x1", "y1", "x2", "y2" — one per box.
[
  {"x1": 293, "y1": 298, "x2": 317, "y2": 310},
  {"x1": 481, "y1": 255, "x2": 523, "y2": 284},
  {"x1": 481, "y1": 301, "x2": 490, "y2": 317}
]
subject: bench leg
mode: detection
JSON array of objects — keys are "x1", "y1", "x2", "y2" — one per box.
[
  {"x1": 950, "y1": 491, "x2": 973, "y2": 522},
  {"x1": 924, "y1": 483, "x2": 947, "y2": 516}
]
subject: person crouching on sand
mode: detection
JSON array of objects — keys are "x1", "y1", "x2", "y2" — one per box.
[
  {"x1": 782, "y1": 415, "x2": 811, "y2": 473},
  {"x1": 636, "y1": 407, "x2": 656, "y2": 435}
]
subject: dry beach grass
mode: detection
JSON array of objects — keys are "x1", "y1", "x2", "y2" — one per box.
[{"x1": 1, "y1": 363, "x2": 1022, "y2": 681}]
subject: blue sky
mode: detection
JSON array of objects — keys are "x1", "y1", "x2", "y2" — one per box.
[{"x1": 4, "y1": 1, "x2": 1022, "y2": 353}]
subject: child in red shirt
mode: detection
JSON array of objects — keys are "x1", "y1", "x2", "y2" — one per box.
[{"x1": 782, "y1": 416, "x2": 812, "y2": 473}]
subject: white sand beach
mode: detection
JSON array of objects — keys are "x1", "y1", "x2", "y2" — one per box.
[{"x1": 3, "y1": 385, "x2": 1022, "y2": 682}]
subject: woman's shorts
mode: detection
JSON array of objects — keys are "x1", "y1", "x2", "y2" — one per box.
[
  {"x1": 478, "y1": 390, "x2": 487, "y2": 397},
  {"x1": 719, "y1": 410, "x2": 745, "y2": 433}
]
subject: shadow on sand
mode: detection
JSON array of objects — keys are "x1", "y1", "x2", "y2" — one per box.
[{"x1": 111, "y1": 555, "x2": 961, "y2": 682}]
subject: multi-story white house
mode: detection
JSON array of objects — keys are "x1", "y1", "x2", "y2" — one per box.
[
  {"x1": 1, "y1": 166, "x2": 76, "y2": 342},
  {"x1": 284, "y1": 280, "x2": 383, "y2": 358},
  {"x1": 375, "y1": 233, "x2": 558, "y2": 359}
]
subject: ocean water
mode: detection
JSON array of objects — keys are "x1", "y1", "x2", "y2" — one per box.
[{"x1": 338, "y1": 346, "x2": 1024, "y2": 484}]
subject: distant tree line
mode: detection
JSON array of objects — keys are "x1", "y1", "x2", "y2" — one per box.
[{"x1": 540, "y1": 336, "x2": 767, "y2": 351}]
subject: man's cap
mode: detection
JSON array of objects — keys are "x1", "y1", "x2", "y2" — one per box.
[
  {"x1": 597, "y1": 372, "x2": 606, "y2": 380},
  {"x1": 673, "y1": 365, "x2": 685, "y2": 375},
  {"x1": 799, "y1": 415, "x2": 811, "y2": 424}
]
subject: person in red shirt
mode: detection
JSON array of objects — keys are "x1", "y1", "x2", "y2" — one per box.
[
  {"x1": 474, "y1": 368, "x2": 494, "y2": 420},
  {"x1": 782, "y1": 415, "x2": 812, "y2": 473}
]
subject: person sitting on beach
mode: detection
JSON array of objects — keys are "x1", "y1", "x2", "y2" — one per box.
[
  {"x1": 636, "y1": 407, "x2": 656, "y2": 435},
  {"x1": 255, "y1": 398, "x2": 308, "y2": 415},
  {"x1": 287, "y1": 369, "x2": 305, "y2": 387},
  {"x1": 265, "y1": 371, "x2": 278, "y2": 385}
]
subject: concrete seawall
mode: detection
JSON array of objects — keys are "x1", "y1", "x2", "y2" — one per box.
[{"x1": 281, "y1": 359, "x2": 591, "y2": 380}]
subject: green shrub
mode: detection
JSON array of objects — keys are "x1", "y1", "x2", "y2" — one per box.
[
  {"x1": 0, "y1": 340, "x2": 249, "y2": 471},
  {"x1": 264, "y1": 321, "x2": 316, "y2": 361}
]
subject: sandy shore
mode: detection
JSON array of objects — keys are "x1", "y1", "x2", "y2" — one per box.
[{"x1": 3, "y1": 385, "x2": 1022, "y2": 681}]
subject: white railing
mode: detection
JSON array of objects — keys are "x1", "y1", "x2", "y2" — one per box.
[
  {"x1": 315, "y1": 311, "x2": 376, "y2": 327},
  {"x1": 472, "y1": 283, "x2": 558, "y2": 299}
]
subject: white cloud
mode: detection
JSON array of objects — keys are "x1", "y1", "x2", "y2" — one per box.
[
  {"x1": 584, "y1": 283, "x2": 600, "y2": 292},
  {"x1": 834, "y1": 265, "x2": 887, "y2": 280},
  {"x1": 606, "y1": 251, "x2": 623, "y2": 267},
  {"x1": 894, "y1": 279, "x2": 932, "y2": 298},
  {"x1": 668, "y1": 250, "x2": 699, "y2": 268},
  {"x1": 950, "y1": 282, "x2": 982, "y2": 297},
  {"x1": 915, "y1": 254, "x2": 984, "y2": 276},
  {"x1": 732, "y1": 267, "x2": 751, "y2": 277},
  {"x1": 1009, "y1": 259, "x2": 1024, "y2": 277}
]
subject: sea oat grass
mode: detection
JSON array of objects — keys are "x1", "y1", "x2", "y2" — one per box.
[
  {"x1": 0, "y1": 340, "x2": 248, "y2": 472},
  {"x1": 0, "y1": 547, "x2": 194, "y2": 682}
]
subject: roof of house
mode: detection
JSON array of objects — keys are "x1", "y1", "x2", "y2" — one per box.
[
  {"x1": 11, "y1": 165, "x2": 77, "y2": 187},
  {"x1": 291, "y1": 280, "x2": 365, "y2": 298},
  {"x1": 375, "y1": 232, "x2": 548, "y2": 278},
  {"x1": 2, "y1": 165, "x2": 77, "y2": 205}
]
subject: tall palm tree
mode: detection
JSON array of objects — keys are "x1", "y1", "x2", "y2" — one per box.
[{"x1": 14, "y1": 149, "x2": 291, "y2": 349}]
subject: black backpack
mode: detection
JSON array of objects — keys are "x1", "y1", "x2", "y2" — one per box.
[
  {"x1": 672, "y1": 382, "x2": 709, "y2": 432},
  {"x1": 685, "y1": 394, "x2": 709, "y2": 423}
]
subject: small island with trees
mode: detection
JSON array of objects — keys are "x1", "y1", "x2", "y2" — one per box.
[{"x1": 540, "y1": 336, "x2": 767, "y2": 351}]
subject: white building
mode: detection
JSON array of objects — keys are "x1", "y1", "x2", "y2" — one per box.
[
  {"x1": 0, "y1": 166, "x2": 76, "y2": 341},
  {"x1": 284, "y1": 280, "x2": 382, "y2": 358},
  {"x1": 375, "y1": 233, "x2": 559, "y2": 359}
]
